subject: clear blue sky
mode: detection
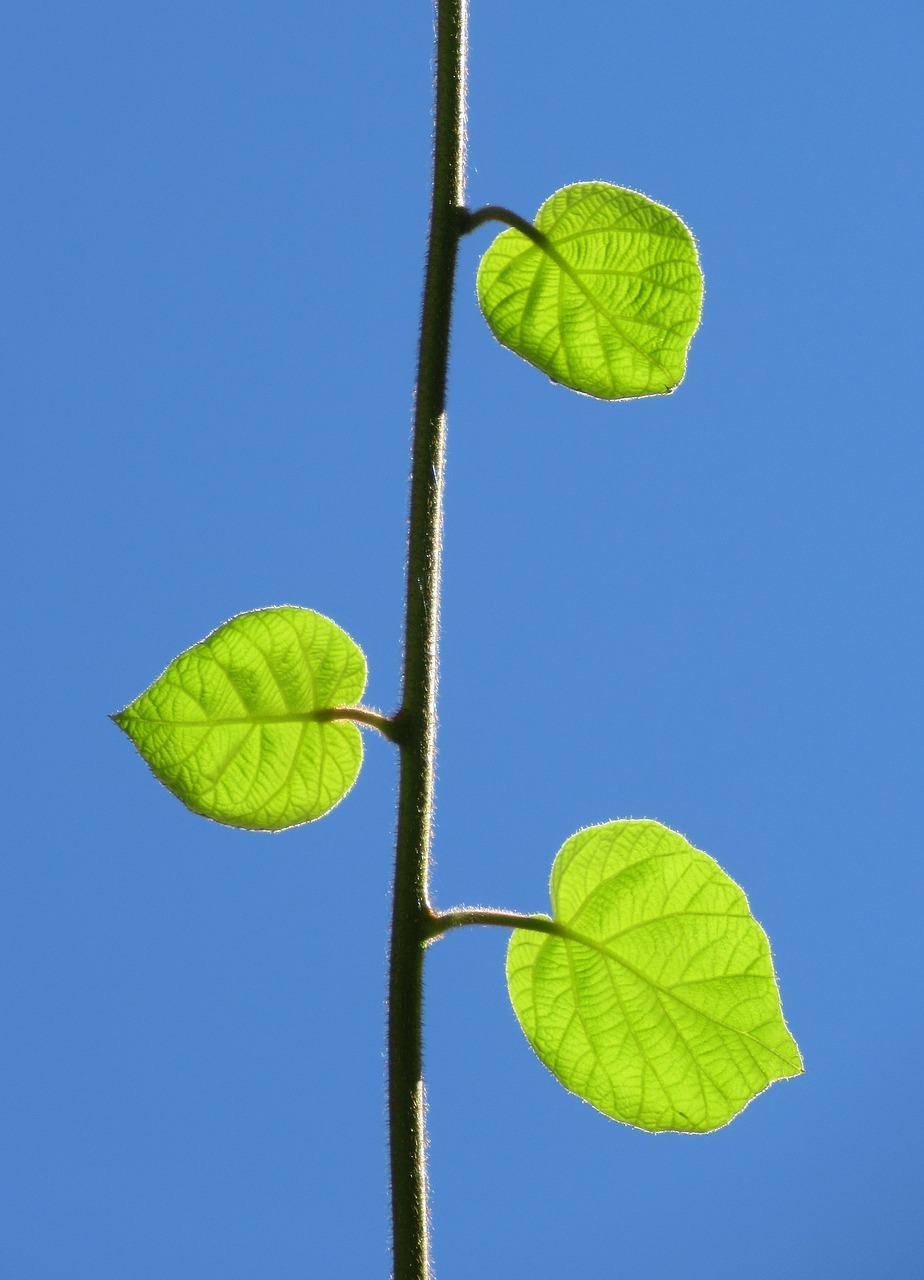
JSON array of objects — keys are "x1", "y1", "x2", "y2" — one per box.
[{"x1": 2, "y1": 2, "x2": 921, "y2": 1276}]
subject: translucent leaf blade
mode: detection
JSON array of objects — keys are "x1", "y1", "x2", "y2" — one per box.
[
  {"x1": 477, "y1": 183, "x2": 703, "y2": 400},
  {"x1": 113, "y1": 607, "x2": 366, "y2": 831},
  {"x1": 506, "y1": 820, "x2": 802, "y2": 1133}
]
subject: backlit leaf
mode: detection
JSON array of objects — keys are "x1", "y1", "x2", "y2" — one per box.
[
  {"x1": 113, "y1": 607, "x2": 366, "y2": 831},
  {"x1": 477, "y1": 182, "x2": 702, "y2": 400},
  {"x1": 506, "y1": 820, "x2": 802, "y2": 1132}
]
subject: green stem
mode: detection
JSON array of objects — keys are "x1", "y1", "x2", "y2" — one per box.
[
  {"x1": 314, "y1": 706, "x2": 400, "y2": 741},
  {"x1": 388, "y1": 0, "x2": 467, "y2": 1276},
  {"x1": 426, "y1": 907, "x2": 559, "y2": 940},
  {"x1": 459, "y1": 203, "x2": 549, "y2": 250}
]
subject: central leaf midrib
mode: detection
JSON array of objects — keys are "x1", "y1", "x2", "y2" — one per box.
[
  {"x1": 533, "y1": 235, "x2": 673, "y2": 378},
  {"x1": 553, "y1": 920, "x2": 800, "y2": 1071},
  {"x1": 120, "y1": 711, "x2": 341, "y2": 727}
]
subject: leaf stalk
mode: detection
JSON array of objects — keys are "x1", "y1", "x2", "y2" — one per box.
[
  {"x1": 425, "y1": 907, "x2": 559, "y2": 940},
  {"x1": 313, "y1": 706, "x2": 401, "y2": 741},
  {"x1": 459, "y1": 203, "x2": 550, "y2": 249}
]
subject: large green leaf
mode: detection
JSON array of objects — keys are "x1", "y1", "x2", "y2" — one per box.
[
  {"x1": 477, "y1": 183, "x2": 703, "y2": 400},
  {"x1": 506, "y1": 820, "x2": 802, "y2": 1132},
  {"x1": 113, "y1": 607, "x2": 366, "y2": 831}
]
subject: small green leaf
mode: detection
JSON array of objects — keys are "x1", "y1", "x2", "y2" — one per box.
[
  {"x1": 477, "y1": 182, "x2": 703, "y2": 400},
  {"x1": 113, "y1": 607, "x2": 366, "y2": 831},
  {"x1": 506, "y1": 820, "x2": 802, "y2": 1133}
]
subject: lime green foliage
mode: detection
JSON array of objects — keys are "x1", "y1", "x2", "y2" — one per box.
[
  {"x1": 113, "y1": 607, "x2": 366, "y2": 831},
  {"x1": 477, "y1": 183, "x2": 703, "y2": 400},
  {"x1": 506, "y1": 820, "x2": 802, "y2": 1132}
]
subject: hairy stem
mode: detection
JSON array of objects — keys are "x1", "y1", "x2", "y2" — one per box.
[
  {"x1": 459, "y1": 202, "x2": 549, "y2": 249},
  {"x1": 426, "y1": 907, "x2": 559, "y2": 940},
  {"x1": 313, "y1": 706, "x2": 401, "y2": 740},
  {"x1": 388, "y1": 0, "x2": 467, "y2": 1276}
]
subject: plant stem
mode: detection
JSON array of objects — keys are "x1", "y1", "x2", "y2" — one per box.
[
  {"x1": 459, "y1": 203, "x2": 549, "y2": 249},
  {"x1": 388, "y1": 0, "x2": 467, "y2": 1276},
  {"x1": 313, "y1": 706, "x2": 401, "y2": 741},
  {"x1": 426, "y1": 907, "x2": 559, "y2": 940}
]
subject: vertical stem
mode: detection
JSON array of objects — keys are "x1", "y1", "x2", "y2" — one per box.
[{"x1": 388, "y1": 1, "x2": 466, "y2": 1277}]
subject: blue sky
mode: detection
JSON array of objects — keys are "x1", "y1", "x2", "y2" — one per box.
[{"x1": 2, "y1": 2, "x2": 921, "y2": 1276}]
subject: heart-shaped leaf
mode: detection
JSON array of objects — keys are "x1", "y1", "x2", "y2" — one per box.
[
  {"x1": 506, "y1": 820, "x2": 802, "y2": 1132},
  {"x1": 113, "y1": 607, "x2": 366, "y2": 831},
  {"x1": 477, "y1": 182, "x2": 703, "y2": 400}
]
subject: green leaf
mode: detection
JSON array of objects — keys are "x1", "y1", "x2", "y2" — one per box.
[
  {"x1": 112, "y1": 607, "x2": 367, "y2": 831},
  {"x1": 477, "y1": 182, "x2": 703, "y2": 400},
  {"x1": 506, "y1": 820, "x2": 802, "y2": 1133}
]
